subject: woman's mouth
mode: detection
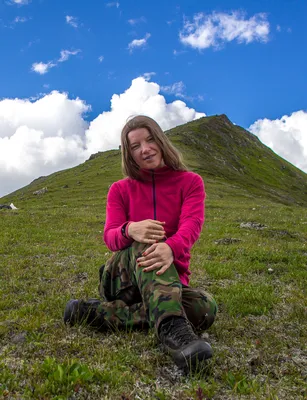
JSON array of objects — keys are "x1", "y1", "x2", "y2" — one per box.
[{"x1": 143, "y1": 155, "x2": 154, "y2": 161}]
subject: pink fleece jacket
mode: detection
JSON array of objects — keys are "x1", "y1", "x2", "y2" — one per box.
[{"x1": 103, "y1": 166, "x2": 206, "y2": 285}]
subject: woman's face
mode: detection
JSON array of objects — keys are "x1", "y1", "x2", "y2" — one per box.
[{"x1": 128, "y1": 127, "x2": 165, "y2": 170}]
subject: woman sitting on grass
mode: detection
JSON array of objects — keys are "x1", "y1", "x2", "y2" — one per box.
[{"x1": 64, "y1": 115, "x2": 217, "y2": 371}]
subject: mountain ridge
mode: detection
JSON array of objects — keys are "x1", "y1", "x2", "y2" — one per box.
[{"x1": 1, "y1": 114, "x2": 306, "y2": 207}]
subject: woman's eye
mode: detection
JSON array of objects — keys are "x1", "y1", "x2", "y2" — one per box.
[
  {"x1": 131, "y1": 145, "x2": 139, "y2": 150},
  {"x1": 148, "y1": 137, "x2": 154, "y2": 142}
]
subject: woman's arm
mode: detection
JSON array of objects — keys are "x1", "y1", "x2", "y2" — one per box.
[
  {"x1": 165, "y1": 174, "x2": 205, "y2": 273},
  {"x1": 103, "y1": 183, "x2": 134, "y2": 251},
  {"x1": 103, "y1": 183, "x2": 166, "y2": 251}
]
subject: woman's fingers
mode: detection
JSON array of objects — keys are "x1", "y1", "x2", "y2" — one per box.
[
  {"x1": 148, "y1": 219, "x2": 165, "y2": 226},
  {"x1": 142, "y1": 262, "x2": 162, "y2": 272},
  {"x1": 143, "y1": 263, "x2": 171, "y2": 274},
  {"x1": 156, "y1": 265, "x2": 169, "y2": 275},
  {"x1": 148, "y1": 233, "x2": 165, "y2": 241},
  {"x1": 137, "y1": 255, "x2": 157, "y2": 266}
]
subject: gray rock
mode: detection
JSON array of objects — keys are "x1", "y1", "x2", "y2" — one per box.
[
  {"x1": 215, "y1": 238, "x2": 241, "y2": 245},
  {"x1": 33, "y1": 187, "x2": 48, "y2": 195},
  {"x1": 11, "y1": 332, "x2": 27, "y2": 344},
  {"x1": 240, "y1": 222, "x2": 267, "y2": 230}
]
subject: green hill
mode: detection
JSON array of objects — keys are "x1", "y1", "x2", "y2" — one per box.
[
  {"x1": 166, "y1": 114, "x2": 307, "y2": 206},
  {"x1": 2, "y1": 114, "x2": 307, "y2": 207},
  {"x1": 0, "y1": 115, "x2": 306, "y2": 399}
]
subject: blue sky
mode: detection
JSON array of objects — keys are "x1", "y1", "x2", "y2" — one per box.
[{"x1": 0, "y1": 0, "x2": 306, "y2": 197}]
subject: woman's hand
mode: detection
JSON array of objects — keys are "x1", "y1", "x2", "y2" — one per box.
[
  {"x1": 136, "y1": 242, "x2": 174, "y2": 275},
  {"x1": 128, "y1": 219, "x2": 166, "y2": 244}
]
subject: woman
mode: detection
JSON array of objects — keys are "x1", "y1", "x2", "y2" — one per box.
[{"x1": 64, "y1": 115, "x2": 217, "y2": 371}]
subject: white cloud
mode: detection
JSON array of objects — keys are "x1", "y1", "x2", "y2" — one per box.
[
  {"x1": 0, "y1": 77, "x2": 205, "y2": 197},
  {"x1": 179, "y1": 11, "x2": 270, "y2": 50},
  {"x1": 128, "y1": 33, "x2": 151, "y2": 52},
  {"x1": 161, "y1": 81, "x2": 203, "y2": 102},
  {"x1": 20, "y1": 39, "x2": 39, "y2": 52},
  {"x1": 85, "y1": 77, "x2": 205, "y2": 155},
  {"x1": 0, "y1": 91, "x2": 90, "y2": 197},
  {"x1": 31, "y1": 49, "x2": 81, "y2": 75},
  {"x1": 249, "y1": 111, "x2": 307, "y2": 173},
  {"x1": 161, "y1": 81, "x2": 185, "y2": 98},
  {"x1": 142, "y1": 72, "x2": 156, "y2": 81},
  {"x1": 173, "y1": 49, "x2": 186, "y2": 56},
  {"x1": 58, "y1": 49, "x2": 81, "y2": 62},
  {"x1": 31, "y1": 62, "x2": 55, "y2": 75},
  {"x1": 66, "y1": 15, "x2": 78, "y2": 28},
  {"x1": 8, "y1": 0, "x2": 30, "y2": 5},
  {"x1": 128, "y1": 16, "x2": 146, "y2": 25},
  {"x1": 106, "y1": 2, "x2": 119, "y2": 8},
  {"x1": 98, "y1": 55, "x2": 104, "y2": 63},
  {"x1": 14, "y1": 16, "x2": 28, "y2": 23}
]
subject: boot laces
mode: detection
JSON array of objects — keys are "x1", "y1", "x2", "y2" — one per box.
[{"x1": 161, "y1": 317, "x2": 197, "y2": 345}]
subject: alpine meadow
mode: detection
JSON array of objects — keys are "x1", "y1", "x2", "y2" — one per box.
[{"x1": 0, "y1": 115, "x2": 306, "y2": 399}]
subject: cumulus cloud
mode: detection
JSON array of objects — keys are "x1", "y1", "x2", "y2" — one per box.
[
  {"x1": 31, "y1": 49, "x2": 81, "y2": 75},
  {"x1": 85, "y1": 77, "x2": 205, "y2": 154},
  {"x1": 66, "y1": 15, "x2": 78, "y2": 28},
  {"x1": 249, "y1": 111, "x2": 307, "y2": 173},
  {"x1": 31, "y1": 62, "x2": 56, "y2": 75},
  {"x1": 0, "y1": 77, "x2": 205, "y2": 197},
  {"x1": 180, "y1": 11, "x2": 270, "y2": 50},
  {"x1": 0, "y1": 92, "x2": 90, "y2": 197},
  {"x1": 98, "y1": 55, "x2": 104, "y2": 63},
  {"x1": 128, "y1": 33, "x2": 151, "y2": 52}
]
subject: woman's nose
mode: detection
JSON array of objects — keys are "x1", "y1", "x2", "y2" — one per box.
[{"x1": 141, "y1": 143, "x2": 150, "y2": 153}]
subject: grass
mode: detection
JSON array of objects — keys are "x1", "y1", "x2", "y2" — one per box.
[{"x1": 0, "y1": 144, "x2": 307, "y2": 399}]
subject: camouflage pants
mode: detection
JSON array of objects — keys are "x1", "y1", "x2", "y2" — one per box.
[{"x1": 96, "y1": 242, "x2": 217, "y2": 334}]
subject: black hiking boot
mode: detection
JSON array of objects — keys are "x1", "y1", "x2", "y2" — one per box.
[
  {"x1": 64, "y1": 299, "x2": 104, "y2": 328},
  {"x1": 158, "y1": 316, "x2": 212, "y2": 371}
]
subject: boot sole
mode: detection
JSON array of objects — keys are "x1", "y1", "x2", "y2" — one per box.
[{"x1": 169, "y1": 340, "x2": 213, "y2": 370}]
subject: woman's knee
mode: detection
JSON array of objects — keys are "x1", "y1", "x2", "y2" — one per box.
[{"x1": 182, "y1": 288, "x2": 217, "y2": 331}]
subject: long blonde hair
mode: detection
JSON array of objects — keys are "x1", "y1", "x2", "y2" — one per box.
[{"x1": 121, "y1": 115, "x2": 187, "y2": 180}]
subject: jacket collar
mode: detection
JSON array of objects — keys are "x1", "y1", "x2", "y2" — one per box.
[{"x1": 139, "y1": 166, "x2": 173, "y2": 181}]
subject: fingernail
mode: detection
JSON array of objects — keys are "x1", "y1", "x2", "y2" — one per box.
[{"x1": 143, "y1": 252, "x2": 147, "y2": 256}]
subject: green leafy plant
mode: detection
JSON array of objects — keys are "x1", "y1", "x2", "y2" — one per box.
[
  {"x1": 225, "y1": 371, "x2": 259, "y2": 395},
  {"x1": 33, "y1": 357, "x2": 97, "y2": 397}
]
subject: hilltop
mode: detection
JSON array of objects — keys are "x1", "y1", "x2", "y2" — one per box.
[
  {"x1": 1, "y1": 114, "x2": 306, "y2": 207},
  {"x1": 166, "y1": 114, "x2": 307, "y2": 206}
]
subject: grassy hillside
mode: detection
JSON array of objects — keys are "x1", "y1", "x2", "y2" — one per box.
[
  {"x1": 166, "y1": 115, "x2": 307, "y2": 206},
  {"x1": 0, "y1": 116, "x2": 306, "y2": 399}
]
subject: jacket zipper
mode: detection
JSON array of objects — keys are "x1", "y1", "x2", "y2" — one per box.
[{"x1": 151, "y1": 170, "x2": 157, "y2": 220}]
